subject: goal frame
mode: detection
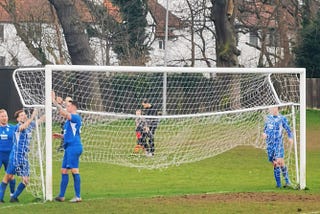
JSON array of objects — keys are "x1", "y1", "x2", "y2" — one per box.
[{"x1": 19, "y1": 65, "x2": 306, "y2": 200}]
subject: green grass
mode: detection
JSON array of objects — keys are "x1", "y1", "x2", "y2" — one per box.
[
  {"x1": 0, "y1": 109, "x2": 319, "y2": 213},
  {"x1": 306, "y1": 109, "x2": 320, "y2": 129}
]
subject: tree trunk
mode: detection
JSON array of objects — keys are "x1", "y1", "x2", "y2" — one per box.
[
  {"x1": 48, "y1": 0, "x2": 106, "y2": 111},
  {"x1": 211, "y1": 0, "x2": 239, "y2": 67},
  {"x1": 211, "y1": 0, "x2": 241, "y2": 109},
  {"x1": 48, "y1": 0, "x2": 94, "y2": 65}
]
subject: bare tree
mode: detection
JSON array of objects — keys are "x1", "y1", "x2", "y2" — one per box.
[
  {"x1": 0, "y1": 1, "x2": 52, "y2": 65},
  {"x1": 237, "y1": 0, "x2": 303, "y2": 67}
]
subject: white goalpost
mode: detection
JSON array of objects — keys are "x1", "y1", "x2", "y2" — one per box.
[{"x1": 12, "y1": 65, "x2": 306, "y2": 201}]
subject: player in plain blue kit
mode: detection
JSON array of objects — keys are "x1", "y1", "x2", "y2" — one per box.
[
  {"x1": 52, "y1": 92, "x2": 83, "y2": 203},
  {"x1": 0, "y1": 109, "x2": 16, "y2": 198},
  {"x1": 0, "y1": 108, "x2": 39, "y2": 203},
  {"x1": 262, "y1": 106, "x2": 293, "y2": 188}
]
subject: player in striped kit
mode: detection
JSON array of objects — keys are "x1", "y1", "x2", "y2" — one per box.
[
  {"x1": 0, "y1": 108, "x2": 39, "y2": 203},
  {"x1": 263, "y1": 106, "x2": 293, "y2": 188}
]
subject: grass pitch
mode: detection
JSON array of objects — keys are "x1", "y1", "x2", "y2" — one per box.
[{"x1": 0, "y1": 109, "x2": 319, "y2": 213}]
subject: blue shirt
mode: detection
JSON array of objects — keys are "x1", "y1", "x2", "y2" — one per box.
[
  {"x1": 63, "y1": 114, "x2": 82, "y2": 147},
  {"x1": 11, "y1": 121, "x2": 36, "y2": 163},
  {"x1": 0, "y1": 124, "x2": 15, "y2": 152},
  {"x1": 264, "y1": 114, "x2": 293, "y2": 149}
]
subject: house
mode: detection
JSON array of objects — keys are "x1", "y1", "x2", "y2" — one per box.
[
  {"x1": 0, "y1": 0, "x2": 300, "y2": 67},
  {"x1": 0, "y1": 0, "x2": 93, "y2": 66},
  {"x1": 236, "y1": 0, "x2": 299, "y2": 67}
]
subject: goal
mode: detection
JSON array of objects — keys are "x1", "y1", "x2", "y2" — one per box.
[{"x1": 12, "y1": 65, "x2": 306, "y2": 201}]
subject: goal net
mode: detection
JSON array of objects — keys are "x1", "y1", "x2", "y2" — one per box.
[{"x1": 12, "y1": 65, "x2": 306, "y2": 200}]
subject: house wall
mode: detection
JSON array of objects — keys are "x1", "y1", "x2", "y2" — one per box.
[
  {"x1": 0, "y1": 24, "x2": 40, "y2": 66},
  {"x1": 0, "y1": 2, "x2": 287, "y2": 68}
]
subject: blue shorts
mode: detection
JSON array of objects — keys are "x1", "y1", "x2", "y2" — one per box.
[
  {"x1": 6, "y1": 160, "x2": 29, "y2": 177},
  {"x1": 267, "y1": 146, "x2": 284, "y2": 162},
  {"x1": 62, "y1": 145, "x2": 83, "y2": 169},
  {"x1": 0, "y1": 151, "x2": 10, "y2": 170}
]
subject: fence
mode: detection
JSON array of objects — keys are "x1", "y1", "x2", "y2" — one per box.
[
  {"x1": 0, "y1": 67, "x2": 23, "y2": 120},
  {"x1": 306, "y1": 78, "x2": 320, "y2": 109}
]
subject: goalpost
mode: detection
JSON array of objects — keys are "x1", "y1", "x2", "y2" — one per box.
[{"x1": 12, "y1": 65, "x2": 306, "y2": 201}]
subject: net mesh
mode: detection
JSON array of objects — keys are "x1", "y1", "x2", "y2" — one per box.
[{"x1": 13, "y1": 67, "x2": 301, "y2": 198}]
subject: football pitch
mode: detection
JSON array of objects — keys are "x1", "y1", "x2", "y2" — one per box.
[{"x1": 0, "y1": 110, "x2": 319, "y2": 213}]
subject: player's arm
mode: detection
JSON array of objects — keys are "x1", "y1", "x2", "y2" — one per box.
[
  {"x1": 262, "y1": 117, "x2": 268, "y2": 140},
  {"x1": 52, "y1": 91, "x2": 71, "y2": 120},
  {"x1": 19, "y1": 108, "x2": 38, "y2": 131},
  {"x1": 282, "y1": 116, "x2": 293, "y2": 143}
]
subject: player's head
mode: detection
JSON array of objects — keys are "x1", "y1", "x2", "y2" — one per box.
[
  {"x1": 141, "y1": 98, "x2": 151, "y2": 109},
  {"x1": 65, "y1": 97, "x2": 73, "y2": 103},
  {"x1": 14, "y1": 109, "x2": 27, "y2": 123},
  {"x1": 0, "y1": 109, "x2": 8, "y2": 126},
  {"x1": 66, "y1": 100, "x2": 78, "y2": 113},
  {"x1": 269, "y1": 106, "x2": 279, "y2": 115},
  {"x1": 136, "y1": 109, "x2": 142, "y2": 116}
]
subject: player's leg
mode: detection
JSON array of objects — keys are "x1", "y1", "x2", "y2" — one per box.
[
  {"x1": 268, "y1": 149, "x2": 281, "y2": 188},
  {"x1": 141, "y1": 132, "x2": 149, "y2": 151},
  {"x1": 147, "y1": 132, "x2": 155, "y2": 155},
  {"x1": 3, "y1": 155, "x2": 15, "y2": 197},
  {"x1": 0, "y1": 158, "x2": 5, "y2": 202},
  {"x1": 0, "y1": 173, "x2": 14, "y2": 202},
  {"x1": 10, "y1": 162, "x2": 31, "y2": 202},
  {"x1": 10, "y1": 175, "x2": 29, "y2": 202},
  {"x1": 69, "y1": 146, "x2": 83, "y2": 202},
  {"x1": 273, "y1": 162, "x2": 281, "y2": 188},
  {"x1": 277, "y1": 146, "x2": 290, "y2": 185},
  {"x1": 55, "y1": 151, "x2": 69, "y2": 202},
  {"x1": 280, "y1": 165, "x2": 290, "y2": 186},
  {"x1": 134, "y1": 131, "x2": 143, "y2": 153}
]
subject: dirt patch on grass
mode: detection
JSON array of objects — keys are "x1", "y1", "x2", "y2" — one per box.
[{"x1": 153, "y1": 192, "x2": 320, "y2": 203}]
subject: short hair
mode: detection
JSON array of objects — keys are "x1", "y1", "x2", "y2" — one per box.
[
  {"x1": 0, "y1": 109, "x2": 7, "y2": 114},
  {"x1": 142, "y1": 98, "x2": 148, "y2": 104},
  {"x1": 65, "y1": 97, "x2": 73, "y2": 103},
  {"x1": 69, "y1": 100, "x2": 78, "y2": 108},
  {"x1": 14, "y1": 109, "x2": 24, "y2": 119}
]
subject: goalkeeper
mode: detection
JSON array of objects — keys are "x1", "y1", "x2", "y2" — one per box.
[
  {"x1": 262, "y1": 106, "x2": 293, "y2": 188},
  {"x1": 134, "y1": 109, "x2": 153, "y2": 154},
  {"x1": 141, "y1": 99, "x2": 159, "y2": 156}
]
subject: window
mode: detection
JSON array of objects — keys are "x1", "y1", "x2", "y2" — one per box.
[
  {"x1": 262, "y1": 0, "x2": 275, "y2": 4},
  {"x1": 159, "y1": 40, "x2": 165, "y2": 50},
  {"x1": 0, "y1": 25, "x2": 4, "y2": 42},
  {"x1": 267, "y1": 29, "x2": 279, "y2": 47},
  {"x1": 249, "y1": 31, "x2": 258, "y2": 46}
]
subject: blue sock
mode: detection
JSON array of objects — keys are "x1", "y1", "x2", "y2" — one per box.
[
  {"x1": 274, "y1": 167, "x2": 281, "y2": 187},
  {"x1": 10, "y1": 179, "x2": 16, "y2": 195},
  {"x1": 13, "y1": 182, "x2": 25, "y2": 199},
  {"x1": 0, "y1": 182, "x2": 8, "y2": 201},
  {"x1": 59, "y1": 174, "x2": 69, "y2": 198},
  {"x1": 73, "y1": 174, "x2": 81, "y2": 198},
  {"x1": 281, "y1": 166, "x2": 290, "y2": 184}
]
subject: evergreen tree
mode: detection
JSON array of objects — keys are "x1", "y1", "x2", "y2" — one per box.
[
  {"x1": 112, "y1": 0, "x2": 149, "y2": 65},
  {"x1": 295, "y1": 11, "x2": 320, "y2": 78}
]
